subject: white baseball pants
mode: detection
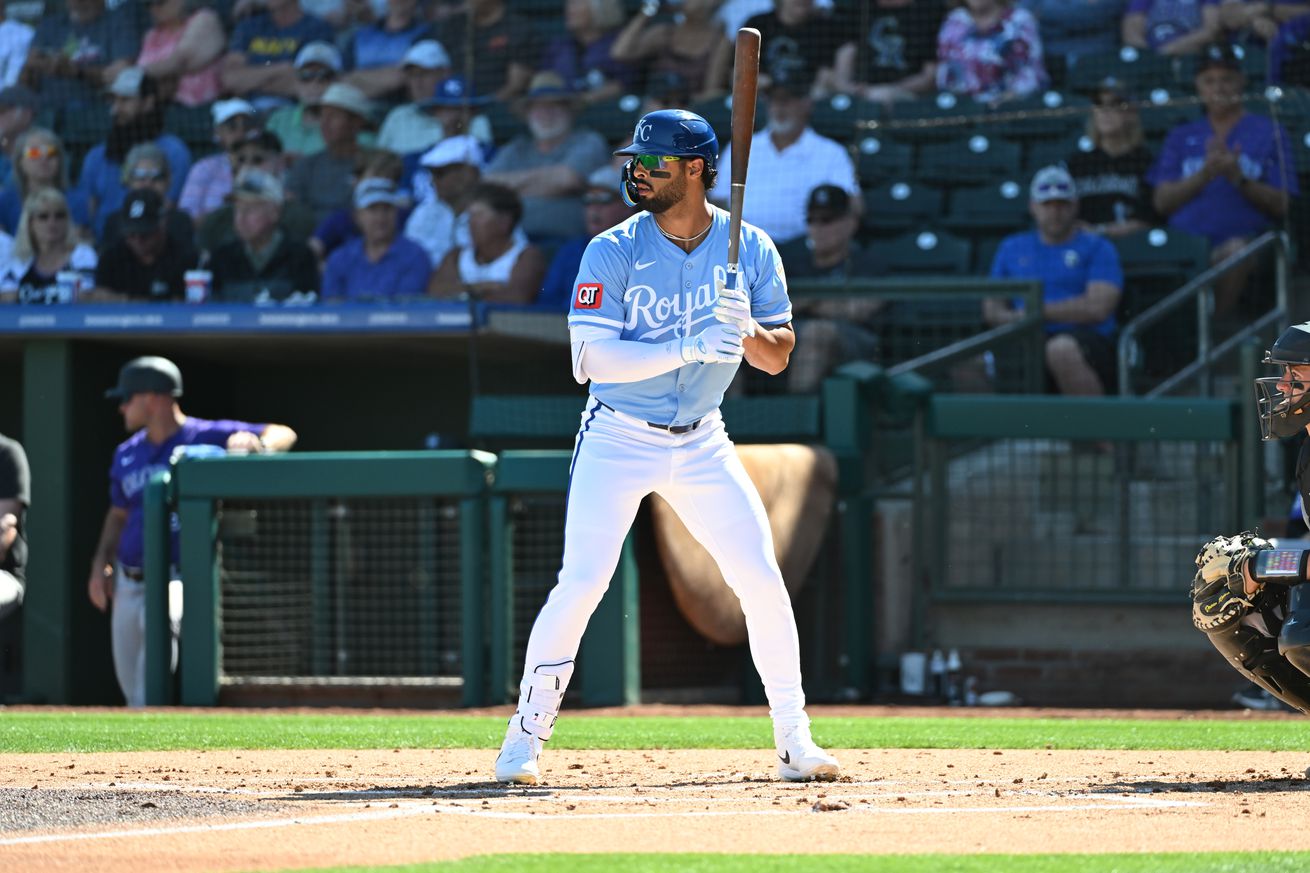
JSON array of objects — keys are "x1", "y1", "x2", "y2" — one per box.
[
  {"x1": 111, "y1": 569, "x2": 182, "y2": 708},
  {"x1": 521, "y1": 399, "x2": 807, "y2": 722}
]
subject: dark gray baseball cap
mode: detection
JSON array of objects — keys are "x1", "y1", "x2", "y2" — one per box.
[{"x1": 105, "y1": 356, "x2": 183, "y2": 400}]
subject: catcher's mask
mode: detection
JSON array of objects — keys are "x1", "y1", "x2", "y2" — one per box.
[
  {"x1": 1256, "y1": 322, "x2": 1310, "y2": 440},
  {"x1": 613, "y1": 109, "x2": 718, "y2": 207}
]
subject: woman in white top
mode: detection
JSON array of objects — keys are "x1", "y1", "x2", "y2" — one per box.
[
  {"x1": 0, "y1": 187, "x2": 96, "y2": 304},
  {"x1": 428, "y1": 181, "x2": 545, "y2": 305}
]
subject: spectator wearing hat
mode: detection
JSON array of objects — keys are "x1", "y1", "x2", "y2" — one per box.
[
  {"x1": 405, "y1": 135, "x2": 489, "y2": 267},
  {"x1": 0, "y1": 7, "x2": 32, "y2": 91},
  {"x1": 831, "y1": 0, "x2": 945, "y2": 106},
  {"x1": 0, "y1": 187, "x2": 93, "y2": 305},
  {"x1": 286, "y1": 82, "x2": 376, "y2": 225},
  {"x1": 265, "y1": 41, "x2": 345, "y2": 160},
  {"x1": 21, "y1": 0, "x2": 138, "y2": 110},
  {"x1": 935, "y1": 0, "x2": 1048, "y2": 104},
  {"x1": 0, "y1": 86, "x2": 38, "y2": 191},
  {"x1": 541, "y1": 0, "x2": 639, "y2": 105},
  {"x1": 0, "y1": 127, "x2": 90, "y2": 237},
  {"x1": 712, "y1": 65, "x2": 860, "y2": 246},
  {"x1": 376, "y1": 41, "x2": 461, "y2": 155},
  {"x1": 745, "y1": 0, "x2": 852, "y2": 93},
  {"x1": 178, "y1": 99, "x2": 259, "y2": 220},
  {"x1": 1121, "y1": 0, "x2": 1218, "y2": 55},
  {"x1": 222, "y1": 0, "x2": 335, "y2": 108},
  {"x1": 778, "y1": 184, "x2": 886, "y2": 394},
  {"x1": 1148, "y1": 42, "x2": 1297, "y2": 315},
  {"x1": 136, "y1": 0, "x2": 226, "y2": 108},
  {"x1": 197, "y1": 130, "x2": 317, "y2": 254},
  {"x1": 538, "y1": 162, "x2": 635, "y2": 310},
  {"x1": 310, "y1": 148, "x2": 406, "y2": 261},
  {"x1": 210, "y1": 168, "x2": 320, "y2": 303},
  {"x1": 431, "y1": 0, "x2": 538, "y2": 102},
  {"x1": 322, "y1": 177, "x2": 430, "y2": 301},
  {"x1": 484, "y1": 71, "x2": 610, "y2": 241},
  {"x1": 984, "y1": 165, "x2": 1123, "y2": 397},
  {"x1": 76, "y1": 67, "x2": 193, "y2": 240},
  {"x1": 378, "y1": 55, "x2": 497, "y2": 158},
  {"x1": 101, "y1": 142, "x2": 195, "y2": 250},
  {"x1": 341, "y1": 0, "x2": 434, "y2": 98},
  {"x1": 90, "y1": 188, "x2": 200, "y2": 302},
  {"x1": 429, "y1": 181, "x2": 545, "y2": 305},
  {"x1": 1066, "y1": 77, "x2": 1157, "y2": 240},
  {"x1": 612, "y1": 0, "x2": 732, "y2": 103}
]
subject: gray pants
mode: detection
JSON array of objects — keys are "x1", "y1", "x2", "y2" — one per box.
[
  {"x1": 111, "y1": 568, "x2": 182, "y2": 708},
  {"x1": 0, "y1": 569, "x2": 21, "y2": 623}
]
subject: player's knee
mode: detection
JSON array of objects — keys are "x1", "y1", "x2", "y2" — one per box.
[
  {"x1": 1209, "y1": 621, "x2": 1310, "y2": 713},
  {"x1": 1044, "y1": 333, "x2": 1084, "y2": 370}
]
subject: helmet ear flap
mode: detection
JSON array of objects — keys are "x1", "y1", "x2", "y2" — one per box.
[{"x1": 620, "y1": 158, "x2": 639, "y2": 208}]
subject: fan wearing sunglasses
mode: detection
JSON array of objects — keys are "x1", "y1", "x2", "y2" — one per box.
[
  {"x1": 0, "y1": 187, "x2": 96, "y2": 305},
  {"x1": 0, "y1": 127, "x2": 89, "y2": 238},
  {"x1": 100, "y1": 142, "x2": 195, "y2": 250}
]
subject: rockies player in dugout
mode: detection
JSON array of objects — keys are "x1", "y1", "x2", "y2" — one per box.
[
  {"x1": 1193, "y1": 322, "x2": 1310, "y2": 712},
  {"x1": 86, "y1": 356, "x2": 297, "y2": 707},
  {"x1": 494, "y1": 109, "x2": 840, "y2": 785}
]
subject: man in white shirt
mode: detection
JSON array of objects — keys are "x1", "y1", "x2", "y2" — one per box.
[
  {"x1": 712, "y1": 63, "x2": 859, "y2": 246},
  {"x1": 404, "y1": 134, "x2": 485, "y2": 268}
]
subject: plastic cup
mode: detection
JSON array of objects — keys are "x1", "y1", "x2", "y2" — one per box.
[{"x1": 184, "y1": 269, "x2": 212, "y2": 304}]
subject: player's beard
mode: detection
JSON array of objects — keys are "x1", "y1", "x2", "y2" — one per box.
[{"x1": 638, "y1": 171, "x2": 687, "y2": 214}]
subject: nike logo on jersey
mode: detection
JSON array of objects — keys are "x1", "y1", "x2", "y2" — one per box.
[{"x1": 634, "y1": 259, "x2": 656, "y2": 270}]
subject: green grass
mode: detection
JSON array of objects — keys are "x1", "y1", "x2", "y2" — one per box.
[
  {"x1": 4, "y1": 712, "x2": 1310, "y2": 754},
  {"x1": 284, "y1": 852, "x2": 1310, "y2": 873}
]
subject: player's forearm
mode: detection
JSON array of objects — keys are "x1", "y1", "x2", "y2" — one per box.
[
  {"x1": 743, "y1": 324, "x2": 794, "y2": 375},
  {"x1": 572, "y1": 337, "x2": 685, "y2": 384},
  {"x1": 90, "y1": 509, "x2": 127, "y2": 571},
  {"x1": 1237, "y1": 178, "x2": 1288, "y2": 219}
]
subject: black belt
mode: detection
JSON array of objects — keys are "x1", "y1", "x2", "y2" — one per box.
[
  {"x1": 598, "y1": 401, "x2": 703, "y2": 435},
  {"x1": 122, "y1": 566, "x2": 145, "y2": 581}
]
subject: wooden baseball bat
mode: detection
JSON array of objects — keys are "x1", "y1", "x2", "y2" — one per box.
[{"x1": 726, "y1": 27, "x2": 760, "y2": 277}]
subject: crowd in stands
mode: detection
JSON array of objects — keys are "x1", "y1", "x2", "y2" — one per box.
[{"x1": 0, "y1": 0, "x2": 1306, "y2": 394}]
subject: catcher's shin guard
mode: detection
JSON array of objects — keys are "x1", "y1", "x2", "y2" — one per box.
[{"x1": 1207, "y1": 622, "x2": 1310, "y2": 714}]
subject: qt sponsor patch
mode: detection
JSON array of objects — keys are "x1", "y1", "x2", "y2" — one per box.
[{"x1": 575, "y1": 283, "x2": 603, "y2": 309}]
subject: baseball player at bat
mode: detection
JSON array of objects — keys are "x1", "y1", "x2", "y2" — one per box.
[
  {"x1": 494, "y1": 108, "x2": 840, "y2": 785},
  {"x1": 1191, "y1": 322, "x2": 1310, "y2": 712}
]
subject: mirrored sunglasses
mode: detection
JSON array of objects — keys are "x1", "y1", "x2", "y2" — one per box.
[
  {"x1": 631, "y1": 154, "x2": 682, "y2": 171},
  {"x1": 23, "y1": 144, "x2": 57, "y2": 160}
]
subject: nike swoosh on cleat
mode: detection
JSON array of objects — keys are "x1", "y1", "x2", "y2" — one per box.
[
  {"x1": 635, "y1": 259, "x2": 656, "y2": 270},
  {"x1": 779, "y1": 751, "x2": 790, "y2": 764}
]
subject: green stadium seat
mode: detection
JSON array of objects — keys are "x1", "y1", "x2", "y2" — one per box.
[
  {"x1": 808, "y1": 93, "x2": 876, "y2": 142},
  {"x1": 1114, "y1": 227, "x2": 1209, "y2": 284},
  {"x1": 992, "y1": 91, "x2": 1089, "y2": 141},
  {"x1": 1023, "y1": 134, "x2": 1089, "y2": 174},
  {"x1": 1176, "y1": 44, "x2": 1268, "y2": 86},
  {"x1": 861, "y1": 180, "x2": 943, "y2": 233},
  {"x1": 882, "y1": 92, "x2": 976, "y2": 144},
  {"x1": 868, "y1": 229, "x2": 972, "y2": 275},
  {"x1": 972, "y1": 233, "x2": 1006, "y2": 274},
  {"x1": 60, "y1": 101, "x2": 111, "y2": 146},
  {"x1": 1138, "y1": 92, "x2": 1194, "y2": 141},
  {"x1": 164, "y1": 104, "x2": 215, "y2": 153},
  {"x1": 577, "y1": 93, "x2": 644, "y2": 146},
  {"x1": 854, "y1": 134, "x2": 913, "y2": 186},
  {"x1": 917, "y1": 135, "x2": 1023, "y2": 185},
  {"x1": 941, "y1": 180, "x2": 1030, "y2": 235},
  {"x1": 1067, "y1": 47, "x2": 1179, "y2": 93}
]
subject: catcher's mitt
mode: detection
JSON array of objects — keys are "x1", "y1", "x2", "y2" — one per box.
[{"x1": 1191, "y1": 531, "x2": 1273, "y2": 633}]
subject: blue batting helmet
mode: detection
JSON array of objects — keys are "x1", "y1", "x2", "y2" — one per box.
[{"x1": 613, "y1": 109, "x2": 718, "y2": 205}]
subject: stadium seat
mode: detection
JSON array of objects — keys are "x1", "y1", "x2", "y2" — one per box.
[
  {"x1": 1114, "y1": 227, "x2": 1209, "y2": 283},
  {"x1": 808, "y1": 93, "x2": 877, "y2": 142},
  {"x1": 1023, "y1": 134, "x2": 1091, "y2": 174},
  {"x1": 164, "y1": 104, "x2": 216, "y2": 154},
  {"x1": 481, "y1": 99, "x2": 528, "y2": 145},
  {"x1": 941, "y1": 180, "x2": 1030, "y2": 235},
  {"x1": 60, "y1": 101, "x2": 111, "y2": 146},
  {"x1": 854, "y1": 135, "x2": 913, "y2": 186},
  {"x1": 1067, "y1": 47, "x2": 1179, "y2": 93},
  {"x1": 917, "y1": 135, "x2": 1022, "y2": 185},
  {"x1": 860, "y1": 180, "x2": 944, "y2": 233},
  {"x1": 991, "y1": 91, "x2": 1089, "y2": 142},
  {"x1": 1176, "y1": 44, "x2": 1268, "y2": 86},
  {"x1": 972, "y1": 233, "x2": 1005, "y2": 274},
  {"x1": 577, "y1": 93, "x2": 645, "y2": 146},
  {"x1": 1138, "y1": 92, "x2": 1193, "y2": 141},
  {"x1": 689, "y1": 95, "x2": 736, "y2": 145},
  {"x1": 883, "y1": 92, "x2": 976, "y2": 144},
  {"x1": 868, "y1": 229, "x2": 972, "y2": 275}
]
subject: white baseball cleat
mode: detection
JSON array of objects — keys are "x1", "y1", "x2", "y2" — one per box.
[
  {"x1": 495, "y1": 722, "x2": 543, "y2": 785},
  {"x1": 775, "y1": 720, "x2": 840, "y2": 782}
]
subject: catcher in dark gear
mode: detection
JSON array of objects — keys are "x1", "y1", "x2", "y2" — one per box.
[{"x1": 1193, "y1": 322, "x2": 1310, "y2": 712}]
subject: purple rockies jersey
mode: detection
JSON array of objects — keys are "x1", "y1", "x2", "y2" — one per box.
[
  {"x1": 1147, "y1": 113, "x2": 1299, "y2": 245},
  {"x1": 109, "y1": 416, "x2": 264, "y2": 568},
  {"x1": 566, "y1": 207, "x2": 792, "y2": 425}
]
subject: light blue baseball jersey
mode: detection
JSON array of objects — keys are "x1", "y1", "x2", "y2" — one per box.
[{"x1": 568, "y1": 206, "x2": 792, "y2": 425}]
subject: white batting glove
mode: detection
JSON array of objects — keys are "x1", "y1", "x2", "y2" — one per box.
[
  {"x1": 713, "y1": 278, "x2": 755, "y2": 337},
  {"x1": 680, "y1": 322, "x2": 744, "y2": 365}
]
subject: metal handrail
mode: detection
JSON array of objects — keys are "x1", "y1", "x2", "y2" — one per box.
[
  {"x1": 887, "y1": 313, "x2": 1044, "y2": 386},
  {"x1": 1117, "y1": 231, "x2": 1288, "y2": 396}
]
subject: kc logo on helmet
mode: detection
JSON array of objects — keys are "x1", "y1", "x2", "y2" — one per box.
[
  {"x1": 575, "y1": 283, "x2": 603, "y2": 309},
  {"x1": 636, "y1": 121, "x2": 652, "y2": 142}
]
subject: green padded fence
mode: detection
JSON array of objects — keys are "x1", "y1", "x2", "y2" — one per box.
[{"x1": 912, "y1": 395, "x2": 1243, "y2": 646}]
